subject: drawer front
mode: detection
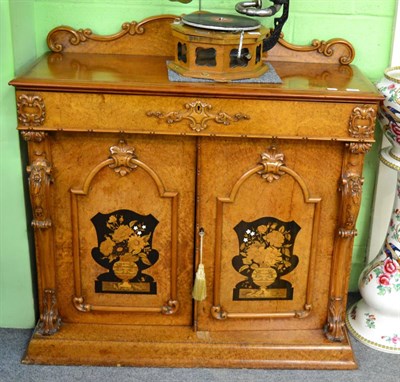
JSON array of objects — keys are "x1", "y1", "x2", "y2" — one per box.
[{"x1": 16, "y1": 91, "x2": 377, "y2": 141}]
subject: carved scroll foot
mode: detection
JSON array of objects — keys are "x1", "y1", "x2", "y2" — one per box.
[{"x1": 37, "y1": 289, "x2": 61, "y2": 336}]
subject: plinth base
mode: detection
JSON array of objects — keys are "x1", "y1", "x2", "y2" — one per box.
[{"x1": 23, "y1": 322, "x2": 357, "y2": 369}]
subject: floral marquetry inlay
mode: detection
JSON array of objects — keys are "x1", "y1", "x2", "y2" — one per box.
[
  {"x1": 17, "y1": 94, "x2": 46, "y2": 127},
  {"x1": 146, "y1": 100, "x2": 250, "y2": 132}
]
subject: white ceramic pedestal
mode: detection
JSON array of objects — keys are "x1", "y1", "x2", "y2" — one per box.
[{"x1": 346, "y1": 67, "x2": 400, "y2": 354}]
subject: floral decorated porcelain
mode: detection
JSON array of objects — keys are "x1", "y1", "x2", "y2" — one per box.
[{"x1": 346, "y1": 67, "x2": 400, "y2": 353}]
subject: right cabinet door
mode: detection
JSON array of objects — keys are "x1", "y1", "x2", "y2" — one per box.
[{"x1": 197, "y1": 137, "x2": 343, "y2": 332}]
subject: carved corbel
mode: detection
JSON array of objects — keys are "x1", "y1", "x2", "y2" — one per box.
[
  {"x1": 338, "y1": 173, "x2": 364, "y2": 238},
  {"x1": 27, "y1": 156, "x2": 53, "y2": 229},
  {"x1": 17, "y1": 94, "x2": 46, "y2": 127},
  {"x1": 325, "y1": 297, "x2": 345, "y2": 341},
  {"x1": 20, "y1": 131, "x2": 47, "y2": 143},
  {"x1": 37, "y1": 289, "x2": 61, "y2": 335}
]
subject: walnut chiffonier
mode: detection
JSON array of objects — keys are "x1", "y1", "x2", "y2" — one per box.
[{"x1": 10, "y1": 15, "x2": 382, "y2": 369}]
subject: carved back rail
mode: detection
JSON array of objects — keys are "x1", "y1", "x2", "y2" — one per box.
[{"x1": 46, "y1": 14, "x2": 355, "y2": 64}]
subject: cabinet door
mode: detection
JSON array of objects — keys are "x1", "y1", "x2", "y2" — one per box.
[
  {"x1": 197, "y1": 137, "x2": 343, "y2": 332},
  {"x1": 49, "y1": 133, "x2": 196, "y2": 326}
]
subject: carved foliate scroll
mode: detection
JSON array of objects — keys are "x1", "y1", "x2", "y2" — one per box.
[
  {"x1": 17, "y1": 94, "x2": 46, "y2": 127},
  {"x1": 348, "y1": 105, "x2": 377, "y2": 141},
  {"x1": 21, "y1": 131, "x2": 47, "y2": 143},
  {"x1": 27, "y1": 156, "x2": 53, "y2": 229},
  {"x1": 37, "y1": 289, "x2": 61, "y2": 335},
  {"x1": 278, "y1": 38, "x2": 355, "y2": 65},
  {"x1": 257, "y1": 146, "x2": 285, "y2": 182},
  {"x1": 109, "y1": 140, "x2": 138, "y2": 176},
  {"x1": 47, "y1": 22, "x2": 146, "y2": 52},
  {"x1": 338, "y1": 174, "x2": 364, "y2": 238},
  {"x1": 325, "y1": 297, "x2": 345, "y2": 342},
  {"x1": 146, "y1": 100, "x2": 250, "y2": 132}
]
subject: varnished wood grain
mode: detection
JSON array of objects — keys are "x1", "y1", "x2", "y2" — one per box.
[{"x1": 11, "y1": 14, "x2": 382, "y2": 369}]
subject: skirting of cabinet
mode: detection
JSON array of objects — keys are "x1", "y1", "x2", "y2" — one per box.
[{"x1": 23, "y1": 323, "x2": 357, "y2": 369}]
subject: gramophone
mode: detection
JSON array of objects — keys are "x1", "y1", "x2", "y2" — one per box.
[{"x1": 168, "y1": 0, "x2": 289, "y2": 81}]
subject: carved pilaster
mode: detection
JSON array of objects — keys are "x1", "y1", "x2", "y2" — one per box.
[
  {"x1": 17, "y1": 94, "x2": 46, "y2": 127},
  {"x1": 27, "y1": 156, "x2": 53, "y2": 229},
  {"x1": 37, "y1": 289, "x2": 61, "y2": 335},
  {"x1": 325, "y1": 113, "x2": 371, "y2": 341}
]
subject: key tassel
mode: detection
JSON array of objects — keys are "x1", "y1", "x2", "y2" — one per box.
[{"x1": 192, "y1": 228, "x2": 207, "y2": 301}]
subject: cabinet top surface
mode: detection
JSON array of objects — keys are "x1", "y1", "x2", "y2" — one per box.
[
  {"x1": 9, "y1": 15, "x2": 381, "y2": 103},
  {"x1": 10, "y1": 52, "x2": 381, "y2": 103}
]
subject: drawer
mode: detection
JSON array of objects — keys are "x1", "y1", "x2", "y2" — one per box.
[{"x1": 16, "y1": 91, "x2": 377, "y2": 141}]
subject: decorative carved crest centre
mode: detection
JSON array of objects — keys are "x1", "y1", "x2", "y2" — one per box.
[
  {"x1": 257, "y1": 146, "x2": 285, "y2": 182},
  {"x1": 146, "y1": 100, "x2": 250, "y2": 132},
  {"x1": 17, "y1": 94, "x2": 46, "y2": 127},
  {"x1": 348, "y1": 105, "x2": 377, "y2": 140},
  {"x1": 109, "y1": 140, "x2": 138, "y2": 176}
]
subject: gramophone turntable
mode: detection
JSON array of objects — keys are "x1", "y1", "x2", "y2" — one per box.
[{"x1": 168, "y1": 0, "x2": 289, "y2": 81}]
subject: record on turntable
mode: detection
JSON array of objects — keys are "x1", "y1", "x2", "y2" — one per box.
[{"x1": 181, "y1": 12, "x2": 260, "y2": 31}]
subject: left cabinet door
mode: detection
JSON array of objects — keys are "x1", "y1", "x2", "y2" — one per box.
[{"x1": 28, "y1": 132, "x2": 196, "y2": 327}]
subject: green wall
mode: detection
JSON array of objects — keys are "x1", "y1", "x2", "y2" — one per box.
[{"x1": 0, "y1": 0, "x2": 396, "y2": 328}]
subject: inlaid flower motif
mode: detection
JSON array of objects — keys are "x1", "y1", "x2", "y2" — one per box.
[
  {"x1": 98, "y1": 214, "x2": 152, "y2": 264},
  {"x1": 265, "y1": 230, "x2": 285, "y2": 248}
]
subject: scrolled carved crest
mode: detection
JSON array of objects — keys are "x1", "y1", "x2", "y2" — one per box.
[
  {"x1": 47, "y1": 21, "x2": 146, "y2": 52},
  {"x1": 348, "y1": 105, "x2": 377, "y2": 140},
  {"x1": 109, "y1": 140, "x2": 138, "y2": 176},
  {"x1": 17, "y1": 94, "x2": 46, "y2": 127},
  {"x1": 257, "y1": 146, "x2": 285, "y2": 182},
  {"x1": 278, "y1": 37, "x2": 355, "y2": 65}
]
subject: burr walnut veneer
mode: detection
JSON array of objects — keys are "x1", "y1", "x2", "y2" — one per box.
[{"x1": 10, "y1": 15, "x2": 382, "y2": 369}]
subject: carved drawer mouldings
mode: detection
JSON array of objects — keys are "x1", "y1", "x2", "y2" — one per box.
[
  {"x1": 146, "y1": 100, "x2": 250, "y2": 132},
  {"x1": 22, "y1": 131, "x2": 61, "y2": 335},
  {"x1": 17, "y1": 94, "x2": 46, "y2": 127},
  {"x1": 70, "y1": 140, "x2": 179, "y2": 315},
  {"x1": 211, "y1": 146, "x2": 322, "y2": 320},
  {"x1": 325, "y1": 105, "x2": 377, "y2": 342}
]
